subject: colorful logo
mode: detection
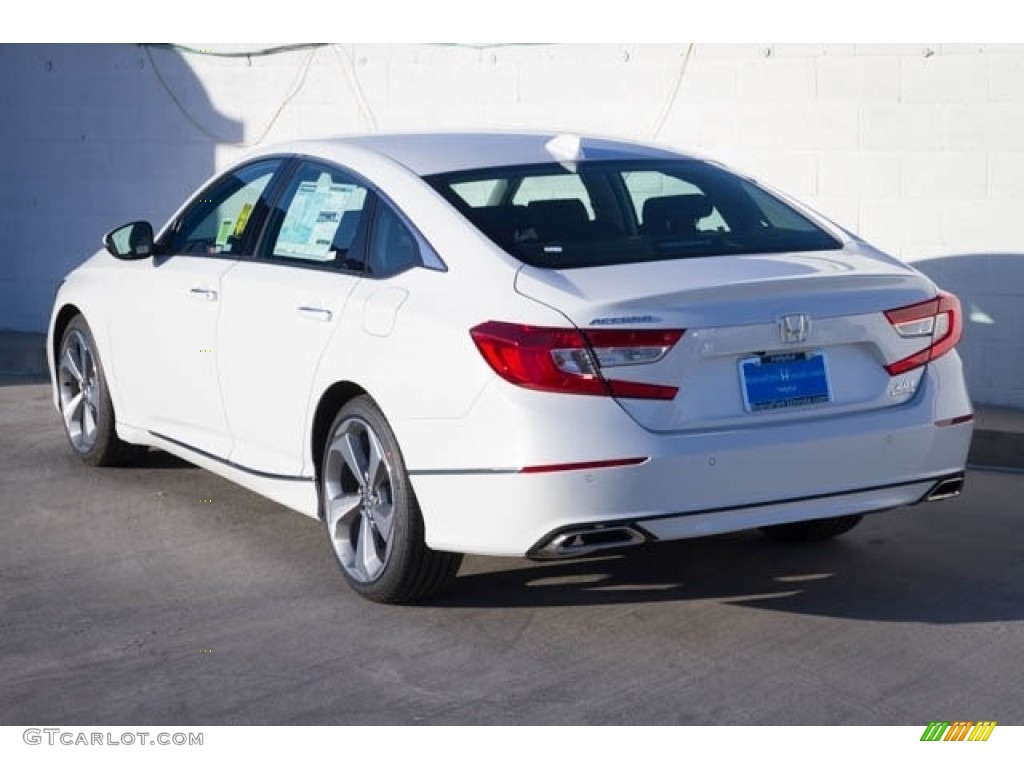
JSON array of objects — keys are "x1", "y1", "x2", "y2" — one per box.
[{"x1": 920, "y1": 721, "x2": 997, "y2": 742}]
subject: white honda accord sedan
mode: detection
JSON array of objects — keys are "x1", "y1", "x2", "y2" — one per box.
[{"x1": 48, "y1": 132, "x2": 973, "y2": 602}]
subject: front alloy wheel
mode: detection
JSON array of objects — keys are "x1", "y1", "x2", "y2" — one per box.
[
  {"x1": 57, "y1": 315, "x2": 143, "y2": 466},
  {"x1": 321, "y1": 396, "x2": 461, "y2": 603},
  {"x1": 58, "y1": 326, "x2": 101, "y2": 453}
]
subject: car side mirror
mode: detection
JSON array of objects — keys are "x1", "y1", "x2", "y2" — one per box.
[{"x1": 103, "y1": 221, "x2": 155, "y2": 260}]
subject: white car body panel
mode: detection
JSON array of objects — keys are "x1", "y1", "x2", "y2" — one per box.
[
  {"x1": 46, "y1": 132, "x2": 973, "y2": 564},
  {"x1": 217, "y1": 261, "x2": 358, "y2": 477},
  {"x1": 100, "y1": 255, "x2": 236, "y2": 457}
]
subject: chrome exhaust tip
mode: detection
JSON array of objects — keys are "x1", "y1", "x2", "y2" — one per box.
[
  {"x1": 531, "y1": 525, "x2": 648, "y2": 560},
  {"x1": 924, "y1": 474, "x2": 965, "y2": 502}
]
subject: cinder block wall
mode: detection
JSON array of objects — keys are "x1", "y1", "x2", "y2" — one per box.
[{"x1": 1, "y1": 43, "x2": 1021, "y2": 406}]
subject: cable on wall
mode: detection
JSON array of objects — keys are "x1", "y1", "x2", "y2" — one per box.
[
  {"x1": 649, "y1": 43, "x2": 695, "y2": 140},
  {"x1": 143, "y1": 44, "x2": 319, "y2": 147},
  {"x1": 147, "y1": 43, "x2": 329, "y2": 59},
  {"x1": 330, "y1": 45, "x2": 380, "y2": 132},
  {"x1": 142, "y1": 43, "x2": 695, "y2": 147},
  {"x1": 426, "y1": 43, "x2": 554, "y2": 50}
]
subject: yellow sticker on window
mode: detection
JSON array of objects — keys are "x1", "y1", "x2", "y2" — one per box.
[{"x1": 233, "y1": 202, "x2": 253, "y2": 238}]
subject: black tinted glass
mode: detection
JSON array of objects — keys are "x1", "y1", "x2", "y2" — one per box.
[{"x1": 426, "y1": 160, "x2": 842, "y2": 269}]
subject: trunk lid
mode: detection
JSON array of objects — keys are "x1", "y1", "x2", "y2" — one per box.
[{"x1": 515, "y1": 247, "x2": 938, "y2": 432}]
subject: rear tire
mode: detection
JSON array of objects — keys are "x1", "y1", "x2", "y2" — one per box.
[
  {"x1": 320, "y1": 395, "x2": 461, "y2": 603},
  {"x1": 760, "y1": 514, "x2": 863, "y2": 543},
  {"x1": 57, "y1": 315, "x2": 145, "y2": 467}
]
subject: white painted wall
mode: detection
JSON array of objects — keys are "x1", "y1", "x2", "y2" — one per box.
[{"x1": 1, "y1": 43, "x2": 1021, "y2": 406}]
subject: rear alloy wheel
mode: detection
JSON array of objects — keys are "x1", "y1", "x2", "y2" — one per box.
[
  {"x1": 760, "y1": 514, "x2": 863, "y2": 543},
  {"x1": 57, "y1": 315, "x2": 143, "y2": 466},
  {"x1": 321, "y1": 396, "x2": 461, "y2": 603}
]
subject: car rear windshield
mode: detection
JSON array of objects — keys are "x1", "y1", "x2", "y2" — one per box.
[{"x1": 424, "y1": 160, "x2": 843, "y2": 269}]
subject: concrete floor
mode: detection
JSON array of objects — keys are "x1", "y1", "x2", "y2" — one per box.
[{"x1": 2, "y1": 382, "x2": 1023, "y2": 725}]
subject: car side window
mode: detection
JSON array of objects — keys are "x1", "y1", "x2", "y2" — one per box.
[
  {"x1": 366, "y1": 202, "x2": 422, "y2": 278},
  {"x1": 163, "y1": 159, "x2": 281, "y2": 257},
  {"x1": 260, "y1": 162, "x2": 371, "y2": 270}
]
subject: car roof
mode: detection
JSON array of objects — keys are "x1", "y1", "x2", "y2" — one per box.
[{"x1": 273, "y1": 132, "x2": 689, "y2": 177}]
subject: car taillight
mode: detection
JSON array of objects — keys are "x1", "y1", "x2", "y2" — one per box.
[
  {"x1": 884, "y1": 291, "x2": 963, "y2": 376},
  {"x1": 469, "y1": 322, "x2": 683, "y2": 400}
]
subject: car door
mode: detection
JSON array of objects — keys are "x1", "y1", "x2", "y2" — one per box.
[
  {"x1": 216, "y1": 161, "x2": 374, "y2": 477},
  {"x1": 109, "y1": 158, "x2": 285, "y2": 458}
]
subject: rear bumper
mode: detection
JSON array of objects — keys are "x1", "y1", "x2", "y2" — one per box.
[
  {"x1": 401, "y1": 356, "x2": 973, "y2": 557},
  {"x1": 411, "y1": 422, "x2": 971, "y2": 556},
  {"x1": 528, "y1": 471, "x2": 964, "y2": 558}
]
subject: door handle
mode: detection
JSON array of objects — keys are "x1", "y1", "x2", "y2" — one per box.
[
  {"x1": 297, "y1": 306, "x2": 333, "y2": 321},
  {"x1": 190, "y1": 287, "x2": 218, "y2": 301}
]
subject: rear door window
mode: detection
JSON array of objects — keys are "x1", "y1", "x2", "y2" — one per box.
[{"x1": 259, "y1": 162, "x2": 371, "y2": 271}]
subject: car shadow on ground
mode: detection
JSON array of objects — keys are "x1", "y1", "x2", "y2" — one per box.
[
  {"x1": 423, "y1": 515, "x2": 1024, "y2": 625},
  {"x1": 122, "y1": 449, "x2": 194, "y2": 470}
]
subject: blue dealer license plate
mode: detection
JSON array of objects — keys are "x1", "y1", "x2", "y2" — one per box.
[{"x1": 740, "y1": 351, "x2": 831, "y2": 412}]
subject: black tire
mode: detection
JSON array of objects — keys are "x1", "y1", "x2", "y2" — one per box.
[
  {"x1": 56, "y1": 315, "x2": 145, "y2": 467},
  {"x1": 320, "y1": 395, "x2": 461, "y2": 603},
  {"x1": 760, "y1": 514, "x2": 863, "y2": 543}
]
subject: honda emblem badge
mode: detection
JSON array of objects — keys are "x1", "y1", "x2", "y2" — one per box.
[{"x1": 779, "y1": 313, "x2": 810, "y2": 344}]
